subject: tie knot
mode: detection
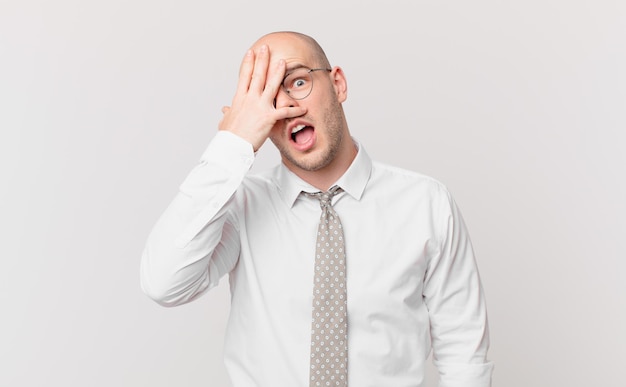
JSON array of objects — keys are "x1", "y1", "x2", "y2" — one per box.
[{"x1": 306, "y1": 185, "x2": 343, "y2": 209}]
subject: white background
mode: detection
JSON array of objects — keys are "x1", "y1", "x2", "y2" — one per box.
[{"x1": 1, "y1": 1, "x2": 624, "y2": 386}]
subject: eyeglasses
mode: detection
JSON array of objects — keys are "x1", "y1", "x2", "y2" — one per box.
[{"x1": 281, "y1": 67, "x2": 332, "y2": 100}]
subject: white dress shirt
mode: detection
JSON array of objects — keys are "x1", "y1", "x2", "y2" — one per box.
[{"x1": 141, "y1": 131, "x2": 493, "y2": 387}]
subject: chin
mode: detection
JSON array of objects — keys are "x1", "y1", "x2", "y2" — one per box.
[{"x1": 283, "y1": 146, "x2": 338, "y2": 172}]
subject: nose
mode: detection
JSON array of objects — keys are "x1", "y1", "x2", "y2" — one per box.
[{"x1": 274, "y1": 88, "x2": 299, "y2": 109}]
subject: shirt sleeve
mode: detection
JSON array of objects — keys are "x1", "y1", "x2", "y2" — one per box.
[
  {"x1": 140, "y1": 131, "x2": 255, "y2": 307},
  {"x1": 423, "y1": 185, "x2": 494, "y2": 387}
]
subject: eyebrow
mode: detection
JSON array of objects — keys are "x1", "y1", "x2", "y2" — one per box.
[{"x1": 285, "y1": 63, "x2": 309, "y2": 73}]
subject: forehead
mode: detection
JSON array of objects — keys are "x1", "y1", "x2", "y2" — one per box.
[{"x1": 251, "y1": 34, "x2": 316, "y2": 69}]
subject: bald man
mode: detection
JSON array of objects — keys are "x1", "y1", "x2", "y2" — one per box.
[{"x1": 141, "y1": 31, "x2": 493, "y2": 387}]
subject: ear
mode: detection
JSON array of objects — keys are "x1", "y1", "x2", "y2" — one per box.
[{"x1": 330, "y1": 66, "x2": 348, "y2": 103}]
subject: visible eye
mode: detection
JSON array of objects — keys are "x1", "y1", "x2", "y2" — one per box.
[
  {"x1": 282, "y1": 69, "x2": 313, "y2": 97},
  {"x1": 288, "y1": 76, "x2": 309, "y2": 90}
]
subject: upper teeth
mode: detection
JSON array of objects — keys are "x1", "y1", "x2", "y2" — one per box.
[{"x1": 291, "y1": 124, "x2": 306, "y2": 134}]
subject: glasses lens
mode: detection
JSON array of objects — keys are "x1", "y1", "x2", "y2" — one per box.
[{"x1": 283, "y1": 69, "x2": 313, "y2": 100}]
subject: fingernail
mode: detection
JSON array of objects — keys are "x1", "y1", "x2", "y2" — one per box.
[
  {"x1": 260, "y1": 45, "x2": 268, "y2": 52},
  {"x1": 246, "y1": 49, "x2": 253, "y2": 57}
]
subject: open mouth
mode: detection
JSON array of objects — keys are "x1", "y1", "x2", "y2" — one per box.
[{"x1": 290, "y1": 124, "x2": 315, "y2": 145}]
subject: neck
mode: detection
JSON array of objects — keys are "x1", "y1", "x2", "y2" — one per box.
[{"x1": 286, "y1": 135, "x2": 358, "y2": 192}]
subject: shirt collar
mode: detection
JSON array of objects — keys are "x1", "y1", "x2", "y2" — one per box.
[{"x1": 274, "y1": 138, "x2": 372, "y2": 208}]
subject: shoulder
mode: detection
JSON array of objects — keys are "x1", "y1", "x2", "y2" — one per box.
[
  {"x1": 370, "y1": 161, "x2": 449, "y2": 194},
  {"x1": 365, "y1": 160, "x2": 457, "y2": 215}
]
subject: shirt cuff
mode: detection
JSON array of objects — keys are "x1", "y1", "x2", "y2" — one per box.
[{"x1": 200, "y1": 131, "x2": 255, "y2": 172}]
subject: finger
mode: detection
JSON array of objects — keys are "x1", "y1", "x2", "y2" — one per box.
[
  {"x1": 221, "y1": 106, "x2": 231, "y2": 114},
  {"x1": 236, "y1": 50, "x2": 254, "y2": 95},
  {"x1": 263, "y1": 59, "x2": 286, "y2": 102},
  {"x1": 249, "y1": 45, "x2": 270, "y2": 93},
  {"x1": 274, "y1": 106, "x2": 308, "y2": 121}
]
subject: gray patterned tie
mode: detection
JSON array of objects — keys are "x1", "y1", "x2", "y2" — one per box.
[{"x1": 305, "y1": 186, "x2": 348, "y2": 387}]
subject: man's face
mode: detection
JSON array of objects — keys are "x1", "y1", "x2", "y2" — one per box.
[{"x1": 252, "y1": 34, "x2": 348, "y2": 174}]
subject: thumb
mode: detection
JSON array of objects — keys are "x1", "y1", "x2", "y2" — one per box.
[{"x1": 275, "y1": 106, "x2": 307, "y2": 121}]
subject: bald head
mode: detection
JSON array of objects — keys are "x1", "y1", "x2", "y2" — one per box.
[{"x1": 254, "y1": 31, "x2": 331, "y2": 69}]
